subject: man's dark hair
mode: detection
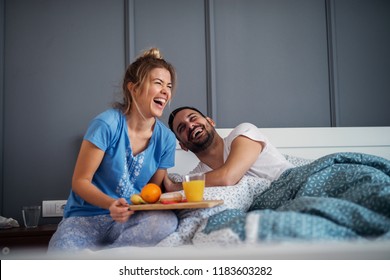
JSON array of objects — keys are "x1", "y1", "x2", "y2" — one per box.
[{"x1": 168, "y1": 106, "x2": 206, "y2": 132}]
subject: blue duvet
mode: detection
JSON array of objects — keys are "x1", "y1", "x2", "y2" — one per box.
[{"x1": 203, "y1": 152, "x2": 390, "y2": 241}]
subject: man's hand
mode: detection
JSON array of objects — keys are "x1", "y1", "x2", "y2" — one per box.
[{"x1": 163, "y1": 174, "x2": 183, "y2": 192}]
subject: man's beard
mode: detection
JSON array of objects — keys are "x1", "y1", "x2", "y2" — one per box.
[{"x1": 185, "y1": 126, "x2": 215, "y2": 154}]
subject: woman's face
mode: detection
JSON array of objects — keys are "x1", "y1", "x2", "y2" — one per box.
[{"x1": 132, "y1": 67, "x2": 173, "y2": 119}]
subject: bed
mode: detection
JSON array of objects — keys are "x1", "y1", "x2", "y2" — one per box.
[
  {"x1": 12, "y1": 126, "x2": 390, "y2": 260},
  {"x1": 143, "y1": 126, "x2": 390, "y2": 259}
]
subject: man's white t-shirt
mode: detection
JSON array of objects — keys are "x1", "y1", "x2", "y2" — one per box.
[{"x1": 191, "y1": 123, "x2": 294, "y2": 181}]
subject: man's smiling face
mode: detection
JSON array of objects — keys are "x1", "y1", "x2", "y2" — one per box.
[{"x1": 172, "y1": 109, "x2": 216, "y2": 153}]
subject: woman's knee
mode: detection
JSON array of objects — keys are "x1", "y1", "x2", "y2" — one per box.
[
  {"x1": 48, "y1": 216, "x2": 108, "y2": 251},
  {"x1": 160, "y1": 210, "x2": 178, "y2": 234},
  {"x1": 157, "y1": 210, "x2": 177, "y2": 226},
  {"x1": 135, "y1": 210, "x2": 178, "y2": 235}
]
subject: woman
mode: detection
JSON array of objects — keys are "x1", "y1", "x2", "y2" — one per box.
[{"x1": 48, "y1": 48, "x2": 178, "y2": 251}]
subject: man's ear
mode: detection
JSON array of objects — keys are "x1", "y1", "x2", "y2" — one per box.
[
  {"x1": 179, "y1": 142, "x2": 189, "y2": 152},
  {"x1": 206, "y1": 117, "x2": 216, "y2": 127}
]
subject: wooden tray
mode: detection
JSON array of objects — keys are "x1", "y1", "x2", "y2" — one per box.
[{"x1": 128, "y1": 200, "x2": 224, "y2": 211}]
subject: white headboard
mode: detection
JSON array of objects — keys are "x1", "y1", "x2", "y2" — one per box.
[{"x1": 169, "y1": 126, "x2": 390, "y2": 176}]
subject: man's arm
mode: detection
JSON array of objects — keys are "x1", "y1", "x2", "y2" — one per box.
[
  {"x1": 163, "y1": 174, "x2": 183, "y2": 192},
  {"x1": 204, "y1": 135, "x2": 263, "y2": 186}
]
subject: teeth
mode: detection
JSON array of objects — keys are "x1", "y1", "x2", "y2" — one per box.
[
  {"x1": 154, "y1": 98, "x2": 166, "y2": 106},
  {"x1": 191, "y1": 127, "x2": 203, "y2": 139}
]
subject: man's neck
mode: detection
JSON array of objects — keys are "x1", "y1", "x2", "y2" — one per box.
[{"x1": 196, "y1": 135, "x2": 224, "y2": 170}]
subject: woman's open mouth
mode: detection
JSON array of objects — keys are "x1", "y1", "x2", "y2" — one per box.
[{"x1": 153, "y1": 98, "x2": 167, "y2": 108}]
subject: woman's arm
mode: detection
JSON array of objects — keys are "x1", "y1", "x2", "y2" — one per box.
[
  {"x1": 72, "y1": 140, "x2": 115, "y2": 208},
  {"x1": 148, "y1": 169, "x2": 167, "y2": 187},
  {"x1": 72, "y1": 140, "x2": 132, "y2": 222}
]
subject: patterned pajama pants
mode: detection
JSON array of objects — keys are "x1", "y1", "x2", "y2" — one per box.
[{"x1": 47, "y1": 210, "x2": 178, "y2": 252}]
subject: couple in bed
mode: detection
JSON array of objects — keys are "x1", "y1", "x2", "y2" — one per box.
[
  {"x1": 48, "y1": 48, "x2": 290, "y2": 252},
  {"x1": 49, "y1": 104, "x2": 286, "y2": 252}
]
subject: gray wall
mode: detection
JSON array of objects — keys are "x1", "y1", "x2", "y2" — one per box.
[
  {"x1": 330, "y1": 0, "x2": 390, "y2": 126},
  {"x1": 213, "y1": 0, "x2": 331, "y2": 127},
  {"x1": 2, "y1": 0, "x2": 126, "y2": 224},
  {"x1": 1, "y1": 0, "x2": 389, "y2": 225},
  {"x1": 1, "y1": 0, "x2": 4, "y2": 222}
]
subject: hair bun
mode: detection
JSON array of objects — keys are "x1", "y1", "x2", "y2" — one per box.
[{"x1": 141, "y1": 47, "x2": 163, "y2": 59}]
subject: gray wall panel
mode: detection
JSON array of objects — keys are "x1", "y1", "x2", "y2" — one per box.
[
  {"x1": 0, "y1": 0, "x2": 4, "y2": 215},
  {"x1": 3, "y1": 0, "x2": 125, "y2": 222},
  {"x1": 332, "y1": 0, "x2": 390, "y2": 126},
  {"x1": 132, "y1": 0, "x2": 208, "y2": 125},
  {"x1": 213, "y1": 0, "x2": 330, "y2": 128}
]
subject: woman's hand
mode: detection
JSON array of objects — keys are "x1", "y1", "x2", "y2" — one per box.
[{"x1": 109, "y1": 198, "x2": 134, "y2": 223}]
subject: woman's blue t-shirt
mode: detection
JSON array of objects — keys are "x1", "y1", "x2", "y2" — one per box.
[{"x1": 64, "y1": 108, "x2": 176, "y2": 217}]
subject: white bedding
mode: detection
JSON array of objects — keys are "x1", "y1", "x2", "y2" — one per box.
[
  {"x1": 157, "y1": 176, "x2": 272, "y2": 247},
  {"x1": 158, "y1": 155, "x2": 313, "y2": 248},
  {"x1": 7, "y1": 127, "x2": 390, "y2": 260},
  {"x1": 72, "y1": 127, "x2": 390, "y2": 260}
]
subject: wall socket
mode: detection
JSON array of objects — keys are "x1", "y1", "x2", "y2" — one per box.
[{"x1": 42, "y1": 200, "x2": 67, "y2": 217}]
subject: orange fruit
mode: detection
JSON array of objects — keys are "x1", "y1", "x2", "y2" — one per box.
[{"x1": 140, "y1": 183, "x2": 162, "y2": 203}]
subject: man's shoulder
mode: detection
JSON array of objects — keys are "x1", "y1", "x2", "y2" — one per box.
[
  {"x1": 229, "y1": 122, "x2": 259, "y2": 136},
  {"x1": 225, "y1": 122, "x2": 267, "y2": 144}
]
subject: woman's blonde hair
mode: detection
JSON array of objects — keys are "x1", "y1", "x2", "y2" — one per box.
[{"x1": 115, "y1": 48, "x2": 177, "y2": 114}]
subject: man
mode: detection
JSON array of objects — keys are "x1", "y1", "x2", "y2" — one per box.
[{"x1": 164, "y1": 106, "x2": 293, "y2": 191}]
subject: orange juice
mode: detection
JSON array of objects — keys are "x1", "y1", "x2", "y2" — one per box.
[{"x1": 183, "y1": 179, "x2": 205, "y2": 202}]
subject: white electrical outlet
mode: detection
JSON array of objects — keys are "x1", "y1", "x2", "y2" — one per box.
[{"x1": 42, "y1": 200, "x2": 67, "y2": 217}]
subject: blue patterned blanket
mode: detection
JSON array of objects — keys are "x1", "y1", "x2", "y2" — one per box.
[{"x1": 203, "y1": 152, "x2": 390, "y2": 242}]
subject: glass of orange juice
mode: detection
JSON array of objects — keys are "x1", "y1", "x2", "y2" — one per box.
[{"x1": 183, "y1": 173, "x2": 205, "y2": 202}]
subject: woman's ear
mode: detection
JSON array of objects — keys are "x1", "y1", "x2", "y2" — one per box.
[{"x1": 127, "y1": 82, "x2": 136, "y2": 95}]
